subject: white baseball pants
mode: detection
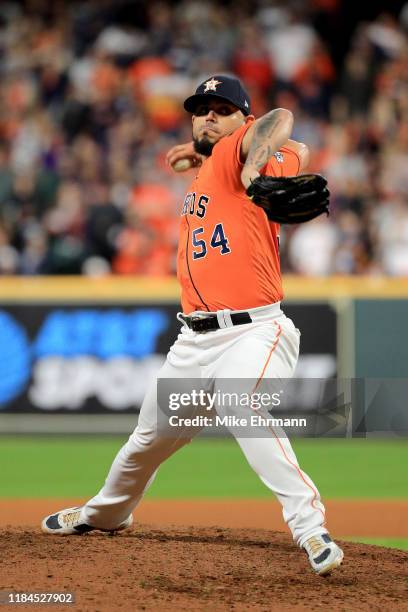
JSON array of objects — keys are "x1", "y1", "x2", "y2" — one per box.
[{"x1": 82, "y1": 302, "x2": 327, "y2": 547}]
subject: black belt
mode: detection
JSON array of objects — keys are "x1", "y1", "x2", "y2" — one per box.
[{"x1": 181, "y1": 312, "x2": 252, "y2": 333}]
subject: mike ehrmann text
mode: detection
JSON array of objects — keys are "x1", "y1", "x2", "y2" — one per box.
[{"x1": 168, "y1": 415, "x2": 307, "y2": 428}]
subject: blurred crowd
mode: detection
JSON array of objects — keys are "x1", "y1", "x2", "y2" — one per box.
[{"x1": 0, "y1": 0, "x2": 407, "y2": 277}]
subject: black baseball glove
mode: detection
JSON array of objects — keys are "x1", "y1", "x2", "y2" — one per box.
[{"x1": 246, "y1": 174, "x2": 330, "y2": 224}]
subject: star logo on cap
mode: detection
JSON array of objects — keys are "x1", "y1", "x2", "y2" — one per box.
[{"x1": 203, "y1": 78, "x2": 222, "y2": 92}]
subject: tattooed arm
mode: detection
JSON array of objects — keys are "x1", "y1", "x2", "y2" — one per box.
[{"x1": 240, "y1": 108, "x2": 293, "y2": 189}]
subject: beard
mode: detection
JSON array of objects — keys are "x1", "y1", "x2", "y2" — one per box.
[{"x1": 193, "y1": 136, "x2": 215, "y2": 157}]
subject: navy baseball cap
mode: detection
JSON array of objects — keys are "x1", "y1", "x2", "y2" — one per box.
[{"x1": 184, "y1": 75, "x2": 251, "y2": 116}]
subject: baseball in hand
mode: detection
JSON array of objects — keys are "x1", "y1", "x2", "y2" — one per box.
[{"x1": 172, "y1": 158, "x2": 193, "y2": 172}]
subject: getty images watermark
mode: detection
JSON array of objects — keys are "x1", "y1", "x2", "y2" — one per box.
[
  {"x1": 157, "y1": 377, "x2": 408, "y2": 438},
  {"x1": 166, "y1": 389, "x2": 307, "y2": 429},
  {"x1": 156, "y1": 380, "x2": 317, "y2": 437}
]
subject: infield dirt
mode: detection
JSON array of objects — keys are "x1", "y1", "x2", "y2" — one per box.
[{"x1": 2, "y1": 525, "x2": 408, "y2": 611}]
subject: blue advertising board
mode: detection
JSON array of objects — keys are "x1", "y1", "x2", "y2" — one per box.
[{"x1": 0, "y1": 302, "x2": 336, "y2": 413}]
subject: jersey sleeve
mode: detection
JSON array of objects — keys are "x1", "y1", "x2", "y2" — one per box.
[
  {"x1": 210, "y1": 122, "x2": 253, "y2": 194},
  {"x1": 211, "y1": 124, "x2": 301, "y2": 189},
  {"x1": 262, "y1": 147, "x2": 301, "y2": 178}
]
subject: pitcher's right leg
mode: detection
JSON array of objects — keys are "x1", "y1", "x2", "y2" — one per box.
[
  {"x1": 42, "y1": 337, "x2": 202, "y2": 535},
  {"x1": 81, "y1": 376, "x2": 193, "y2": 530}
]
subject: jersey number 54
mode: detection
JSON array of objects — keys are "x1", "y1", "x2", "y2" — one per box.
[{"x1": 192, "y1": 224, "x2": 231, "y2": 260}]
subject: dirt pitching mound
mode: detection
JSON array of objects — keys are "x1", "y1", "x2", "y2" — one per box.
[{"x1": 1, "y1": 525, "x2": 407, "y2": 611}]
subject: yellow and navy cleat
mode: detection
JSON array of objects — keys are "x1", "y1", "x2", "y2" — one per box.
[
  {"x1": 303, "y1": 533, "x2": 344, "y2": 575},
  {"x1": 41, "y1": 507, "x2": 133, "y2": 536}
]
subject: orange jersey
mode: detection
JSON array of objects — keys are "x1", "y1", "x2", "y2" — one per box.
[{"x1": 177, "y1": 120, "x2": 301, "y2": 314}]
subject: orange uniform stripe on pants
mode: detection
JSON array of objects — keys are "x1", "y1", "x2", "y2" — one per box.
[{"x1": 253, "y1": 321, "x2": 282, "y2": 392}]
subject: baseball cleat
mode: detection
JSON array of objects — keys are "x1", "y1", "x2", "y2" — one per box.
[
  {"x1": 303, "y1": 533, "x2": 344, "y2": 575},
  {"x1": 41, "y1": 506, "x2": 133, "y2": 536}
]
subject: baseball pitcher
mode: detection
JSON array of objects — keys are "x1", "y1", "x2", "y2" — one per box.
[{"x1": 42, "y1": 75, "x2": 343, "y2": 576}]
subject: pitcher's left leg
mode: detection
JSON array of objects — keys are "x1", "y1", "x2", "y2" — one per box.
[
  {"x1": 235, "y1": 431, "x2": 326, "y2": 545},
  {"x1": 215, "y1": 317, "x2": 326, "y2": 546},
  {"x1": 214, "y1": 316, "x2": 343, "y2": 573}
]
